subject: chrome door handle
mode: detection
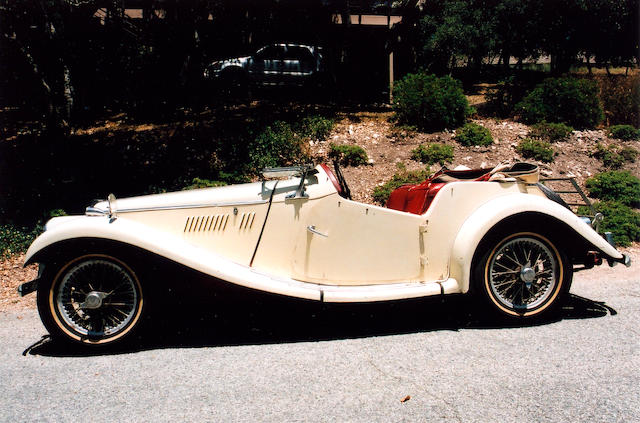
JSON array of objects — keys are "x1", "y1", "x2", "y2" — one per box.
[{"x1": 307, "y1": 225, "x2": 328, "y2": 237}]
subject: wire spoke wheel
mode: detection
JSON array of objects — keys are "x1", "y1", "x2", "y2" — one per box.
[
  {"x1": 43, "y1": 255, "x2": 144, "y2": 345},
  {"x1": 478, "y1": 231, "x2": 568, "y2": 318}
]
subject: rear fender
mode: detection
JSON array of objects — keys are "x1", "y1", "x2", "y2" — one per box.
[{"x1": 450, "y1": 194, "x2": 623, "y2": 293}]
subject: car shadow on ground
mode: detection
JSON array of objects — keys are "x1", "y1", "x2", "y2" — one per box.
[{"x1": 25, "y1": 276, "x2": 615, "y2": 357}]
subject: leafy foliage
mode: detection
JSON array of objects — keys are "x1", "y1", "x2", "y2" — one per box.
[
  {"x1": 183, "y1": 177, "x2": 228, "y2": 190},
  {"x1": 328, "y1": 144, "x2": 369, "y2": 167},
  {"x1": 249, "y1": 121, "x2": 310, "y2": 171},
  {"x1": 592, "y1": 143, "x2": 638, "y2": 169},
  {"x1": 372, "y1": 166, "x2": 430, "y2": 205},
  {"x1": 0, "y1": 224, "x2": 42, "y2": 258},
  {"x1": 484, "y1": 76, "x2": 538, "y2": 117},
  {"x1": 608, "y1": 124, "x2": 640, "y2": 141},
  {"x1": 516, "y1": 78, "x2": 604, "y2": 128},
  {"x1": 392, "y1": 72, "x2": 471, "y2": 132},
  {"x1": 454, "y1": 122, "x2": 493, "y2": 146},
  {"x1": 300, "y1": 116, "x2": 334, "y2": 141},
  {"x1": 411, "y1": 143, "x2": 454, "y2": 165},
  {"x1": 578, "y1": 201, "x2": 640, "y2": 247},
  {"x1": 585, "y1": 171, "x2": 640, "y2": 206},
  {"x1": 598, "y1": 75, "x2": 640, "y2": 128},
  {"x1": 529, "y1": 121, "x2": 574, "y2": 142},
  {"x1": 516, "y1": 138, "x2": 555, "y2": 162}
]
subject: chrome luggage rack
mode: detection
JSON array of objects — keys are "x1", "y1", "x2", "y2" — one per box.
[{"x1": 540, "y1": 177, "x2": 603, "y2": 231}]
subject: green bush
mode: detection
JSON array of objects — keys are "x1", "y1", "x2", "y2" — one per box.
[
  {"x1": 372, "y1": 166, "x2": 430, "y2": 205},
  {"x1": 529, "y1": 121, "x2": 574, "y2": 142},
  {"x1": 578, "y1": 201, "x2": 640, "y2": 247},
  {"x1": 0, "y1": 224, "x2": 42, "y2": 258},
  {"x1": 516, "y1": 138, "x2": 555, "y2": 162},
  {"x1": 598, "y1": 74, "x2": 640, "y2": 127},
  {"x1": 183, "y1": 177, "x2": 228, "y2": 190},
  {"x1": 620, "y1": 146, "x2": 639, "y2": 163},
  {"x1": 411, "y1": 143, "x2": 454, "y2": 165},
  {"x1": 592, "y1": 143, "x2": 625, "y2": 169},
  {"x1": 328, "y1": 144, "x2": 369, "y2": 167},
  {"x1": 454, "y1": 122, "x2": 493, "y2": 146},
  {"x1": 585, "y1": 170, "x2": 640, "y2": 206},
  {"x1": 249, "y1": 121, "x2": 310, "y2": 170},
  {"x1": 300, "y1": 115, "x2": 334, "y2": 141},
  {"x1": 485, "y1": 76, "x2": 538, "y2": 117},
  {"x1": 392, "y1": 72, "x2": 471, "y2": 132},
  {"x1": 608, "y1": 124, "x2": 640, "y2": 141},
  {"x1": 516, "y1": 77, "x2": 604, "y2": 128},
  {"x1": 592, "y1": 143, "x2": 638, "y2": 169}
]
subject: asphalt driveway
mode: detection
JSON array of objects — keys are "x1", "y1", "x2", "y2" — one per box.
[{"x1": 0, "y1": 264, "x2": 638, "y2": 422}]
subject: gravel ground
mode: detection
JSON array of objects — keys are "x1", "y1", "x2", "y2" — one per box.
[{"x1": 0, "y1": 253, "x2": 637, "y2": 422}]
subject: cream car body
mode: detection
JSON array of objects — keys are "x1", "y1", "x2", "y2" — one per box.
[{"x1": 22, "y1": 164, "x2": 629, "y2": 346}]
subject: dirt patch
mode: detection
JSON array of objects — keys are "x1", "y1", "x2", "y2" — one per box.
[
  {"x1": 311, "y1": 113, "x2": 639, "y2": 205},
  {"x1": 0, "y1": 254, "x2": 37, "y2": 313}
]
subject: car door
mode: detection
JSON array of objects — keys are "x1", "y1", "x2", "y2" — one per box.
[
  {"x1": 249, "y1": 44, "x2": 284, "y2": 85},
  {"x1": 290, "y1": 196, "x2": 425, "y2": 285},
  {"x1": 282, "y1": 45, "x2": 315, "y2": 86}
]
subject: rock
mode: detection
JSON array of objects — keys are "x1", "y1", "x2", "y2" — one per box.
[
  {"x1": 348, "y1": 124, "x2": 354, "y2": 135},
  {"x1": 373, "y1": 133, "x2": 379, "y2": 138},
  {"x1": 480, "y1": 161, "x2": 487, "y2": 168},
  {"x1": 367, "y1": 159, "x2": 375, "y2": 165},
  {"x1": 491, "y1": 146, "x2": 496, "y2": 150},
  {"x1": 541, "y1": 169, "x2": 552, "y2": 177}
]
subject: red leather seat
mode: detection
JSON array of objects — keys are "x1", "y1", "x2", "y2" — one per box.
[
  {"x1": 387, "y1": 181, "x2": 446, "y2": 215},
  {"x1": 386, "y1": 168, "x2": 491, "y2": 215}
]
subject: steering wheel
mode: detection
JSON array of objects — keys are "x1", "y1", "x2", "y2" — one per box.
[{"x1": 320, "y1": 163, "x2": 352, "y2": 200}]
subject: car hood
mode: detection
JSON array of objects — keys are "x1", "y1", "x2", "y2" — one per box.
[{"x1": 90, "y1": 180, "x2": 273, "y2": 214}]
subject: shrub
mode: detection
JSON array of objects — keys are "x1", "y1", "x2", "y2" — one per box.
[
  {"x1": 516, "y1": 77, "x2": 604, "y2": 128},
  {"x1": 516, "y1": 138, "x2": 555, "y2": 162},
  {"x1": 300, "y1": 115, "x2": 334, "y2": 141},
  {"x1": 529, "y1": 121, "x2": 574, "y2": 142},
  {"x1": 372, "y1": 166, "x2": 430, "y2": 205},
  {"x1": 0, "y1": 223, "x2": 42, "y2": 258},
  {"x1": 597, "y1": 74, "x2": 640, "y2": 127},
  {"x1": 484, "y1": 76, "x2": 538, "y2": 117},
  {"x1": 592, "y1": 143, "x2": 625, "y2": 169},
  {"x1": 592, "y1": 143, "x2": 638, "y2": 169},
  {"x1": 411, "y1": 143, "x2": 454, "y2": 165},
  {"x1": 619, "y1": 146, "x2": 639, "y2": 163},
  {"x1": 249, "y1": 121, "x2": 310, "y2": 170},
  {"x1": 328, "y1": 144, "x2": 369, "y2": 167},
  {"x1": 454, "y1": 122, "x2": 493, "y2": 146},
  {"x1": 392, "y1": 72, "x2": 471, "y2": 132},
  {"x1": 183, "y1": 177, "x2": 227, "y2": 190},
  {"x1": 608, "y1": 124, "x2": 640, "y2": 141},
  {"x1": 585, "y1": 170, "x2": 640, "y2": 206},
  {"x1": 578, "y1": 201, "x2": 640, "y2": 247}
]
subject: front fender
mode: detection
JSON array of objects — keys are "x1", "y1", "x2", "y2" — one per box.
[
  {"x1": 24, "y1": 215, "x2": 323, "y2": 301},
  {"x1": 450, "y1": 193, "x2": 623, "y2": 293}
]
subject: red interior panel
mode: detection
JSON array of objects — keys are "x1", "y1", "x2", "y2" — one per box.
[{"x1": 386, "y1": 168, "x2": 490, "y2": 215}]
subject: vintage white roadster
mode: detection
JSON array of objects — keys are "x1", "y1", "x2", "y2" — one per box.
[{"x1": 20, "y1": 162, "x2": 630, "y2": 346}]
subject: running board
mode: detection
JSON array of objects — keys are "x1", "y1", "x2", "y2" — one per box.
[{"x1": 318, "y1": 278, "x2": 460, "y2": 302}]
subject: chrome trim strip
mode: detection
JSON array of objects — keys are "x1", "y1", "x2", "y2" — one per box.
[{"x1": 116, "y1": 200, "x2": 269, "y2": 213}]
